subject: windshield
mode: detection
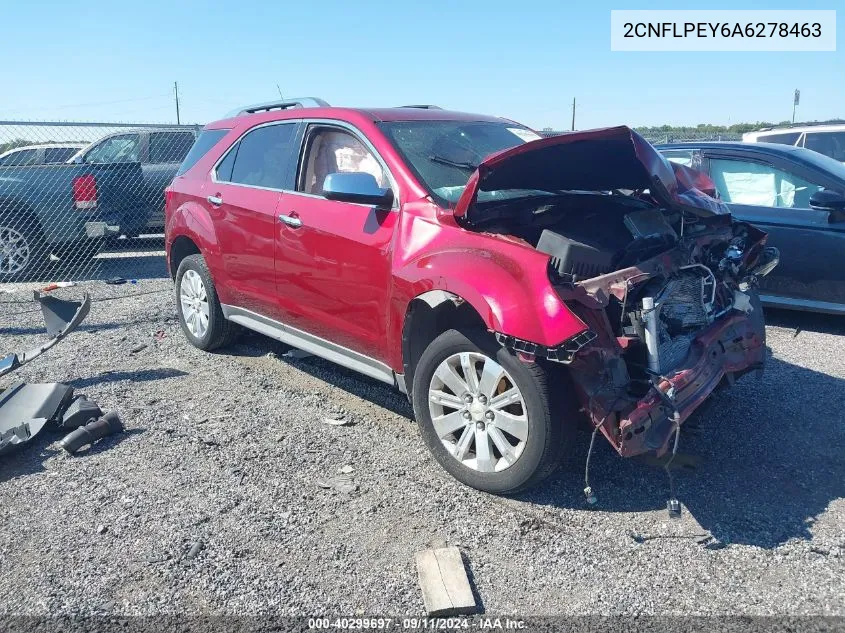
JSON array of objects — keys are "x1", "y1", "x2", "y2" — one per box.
[{"x1": 378, "y1": 120, "x2": 543, "y2": 205}]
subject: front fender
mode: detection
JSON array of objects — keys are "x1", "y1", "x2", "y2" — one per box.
[{"x1": 392, "y1": 246, "x2": 589, "y2": 355}]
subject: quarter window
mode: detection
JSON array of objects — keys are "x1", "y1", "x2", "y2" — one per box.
[
  {"x1": 299, "y1": 127, "x2": 386, "y2": 195},
  {"x1": 177, "y1": 129, "x2": 228, "y2": 177},
  {"x1": 220, "y1": 123, "x2": 296, "y2": 189},
  {"x1": 149, "y1": 132, "x2": 196, "y2": 163},
  {"x1": 709, "y1": 158, "x2": 824, "y2": 209}
]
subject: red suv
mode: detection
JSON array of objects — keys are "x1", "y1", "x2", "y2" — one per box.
[{"x1": 165, "y1": 99, "x2": 778, "y2": 495}]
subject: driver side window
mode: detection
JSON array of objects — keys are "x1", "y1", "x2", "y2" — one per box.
[
  {"x1": 298, "y1": 127, "x2": 386, "y2": 196},
  {"x1": 709, "y1": 158, "x2": 824, "y2": 209}
]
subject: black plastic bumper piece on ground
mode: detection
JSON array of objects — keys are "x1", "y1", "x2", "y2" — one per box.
[
  {"x1": 58, "y1": 395, "x2": 103, "y2": 430},
  {"x1": 0, "y1": 291, "x2": 91, "y2": 379},
  {"x1": 59, "y1": 411, "x2": 123, "y2": 454},
  {"x1": 0, "y1": 383, "x2": 75, "y2": 455}
]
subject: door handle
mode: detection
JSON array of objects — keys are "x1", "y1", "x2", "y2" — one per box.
[
  {"x1": 279, "y1": 213, "x2": 302, "y2": 228},
  {"x1": 207, "y1": 194, "x2": 223, "y2": 207}
]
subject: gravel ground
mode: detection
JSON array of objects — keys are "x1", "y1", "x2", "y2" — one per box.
[{"x1": 0, "y1": 267, "x2": 843, "y2": 616}]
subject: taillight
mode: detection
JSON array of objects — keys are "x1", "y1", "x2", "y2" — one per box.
[
  {"x1": 164, "y1": 186, "x2": 174, "y2": 212},
  {"x1": 72, "y1": 174, "x2": 97, "y2": 210}
]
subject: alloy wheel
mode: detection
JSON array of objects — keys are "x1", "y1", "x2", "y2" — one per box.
[
  {"x1": 179, "y1": 269, "x2": 210, "y2": 339},
  {"x1": 0, "y1": 225, "x2": 31, "y2": 275},
  {"x1": 428, "y1": 352, "x2": 529, "y2": 473}
]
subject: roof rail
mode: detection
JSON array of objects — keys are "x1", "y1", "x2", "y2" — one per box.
[
  {"x1": 397, "y1": 104, "x2": 442, "y2": 109},
  {"x1": 226, "y1": 97, "x2": 330, "y2": 118},
  {"x1": 753, "y1": 120, "x2": 845, "y2": 132}
]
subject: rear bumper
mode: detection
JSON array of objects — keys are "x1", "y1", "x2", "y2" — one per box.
[
  {"x1": 616, "y1": 310, "x2": 765, "y2": 457},
  {"x1": 84, "y1": 221, "x2": 121, "y2": 239}
]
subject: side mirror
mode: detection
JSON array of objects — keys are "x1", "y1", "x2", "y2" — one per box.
[
  {"x1": 809, "y1": 189, "x2": 845, "y2": 212},
  {"x1": 323, "y1": 172, "x2": 393, "y2": 208}
]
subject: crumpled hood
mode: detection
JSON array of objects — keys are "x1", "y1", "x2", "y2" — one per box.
[{"x1": 453, "y1": 125, "x2": 728, "y2": 221}]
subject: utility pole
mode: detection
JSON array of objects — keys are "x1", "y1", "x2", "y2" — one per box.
[
  {"x1": 571, "y1": 97, "x2": 576, "y2": 131},
  {"x1": 174, "y1": 81, "x2": 181, "y2": 125}
]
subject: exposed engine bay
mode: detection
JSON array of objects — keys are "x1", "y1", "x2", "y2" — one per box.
[{"x1": 476, "y1": 190, "x2": 779, "y2": 457}]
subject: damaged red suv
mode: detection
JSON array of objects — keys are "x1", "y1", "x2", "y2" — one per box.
[{"x1": 165, "y1": 99, "x2": 779, "y2": 494}]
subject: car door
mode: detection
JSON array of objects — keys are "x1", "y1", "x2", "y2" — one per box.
[
  {"x1": 274, "y1": 122, "x2": 398, "y2": 363},
  {"x1": 207, "y1": 121, "x2": 299, "y2": 319},
  {"x1": 703, "y1": 150, "x2": 845, "y2": 309}
]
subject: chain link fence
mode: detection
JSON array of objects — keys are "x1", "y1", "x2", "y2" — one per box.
[
  {"x1": 1, "y1": 121, "x2": 747, "y2": 286},
  {"x1": 539, "y1": 129, "x2": 744, "y2": 144},
  {"x1": 0, "y1": 121, "x2": 200, "y2": 285}
]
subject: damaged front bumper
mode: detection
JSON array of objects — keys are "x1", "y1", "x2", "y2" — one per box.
[
  {"x1": 589, "y1": 305, "x2": 765, "y2": 458},
  {"x1": 623, "y1": 309, "x2": 765, "y2": 456}
]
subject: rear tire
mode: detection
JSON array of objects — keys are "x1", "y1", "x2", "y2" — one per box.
[
  {"x1": 175, "y1": 254, "x2": 238, "y2": 351},
  {"x1": 0, "y1": 214, "x2": 49, "y2": 282},
  {"x1": 411, "y1": 328, "x2": 575, "y2": 495}
]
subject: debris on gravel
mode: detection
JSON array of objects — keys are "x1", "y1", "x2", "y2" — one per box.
[{"x1": 1, "y1": 278, "x2": 843, "y2": 616}]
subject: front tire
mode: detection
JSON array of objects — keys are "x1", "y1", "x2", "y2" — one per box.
[
  {"x1": 175, "y1": 254, "x2": 238, "y2": 351},
  {"x1": 412, "y1": 329, "x2": 573, "y2": 495}
]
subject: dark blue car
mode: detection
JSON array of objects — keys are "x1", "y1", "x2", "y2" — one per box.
[{"x1": 656, "y1": 142, "x2": 845, "y2": 315}]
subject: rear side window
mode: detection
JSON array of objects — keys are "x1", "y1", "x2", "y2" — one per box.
[
  {"x1": 44, "y1": 147, "x2": 79, "y2": 163},
  {"x1": 0, "y1": 149, "x2": 37, "y2": 166},
  {"x1": 150, "y1": 132, "x2": 196, "y2": 164},
  {"x1": 225, "y1": 123, "x2": 296, "y2": 189},
  {"x1": 804, "y1": 131, "x2": 845, "y2": 162},
  {"x1": 175, "y1": 129, "x2": 228, "y2": 176},
  {"x1": 758, "y1": 132, "x2": 801, "y2": 146}
]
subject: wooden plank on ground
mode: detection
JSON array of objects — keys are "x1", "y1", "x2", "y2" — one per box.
[{"x1": 415, "y1": 546, "x2": 477, "y2": 616}]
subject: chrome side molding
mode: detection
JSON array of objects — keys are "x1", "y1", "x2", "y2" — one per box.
[{"x1": 220, "y1": 304, "x2": 403, "y2": 387}]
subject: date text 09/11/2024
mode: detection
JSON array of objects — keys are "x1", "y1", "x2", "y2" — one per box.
[{"x1": 307, "y1": 617, "x2": 526, "y2": 630}]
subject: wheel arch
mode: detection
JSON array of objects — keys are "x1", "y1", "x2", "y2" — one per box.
[
  {"x1": 169, "y1": 235, "x2": 202, "y2": 279},
  {"x1": 166, "y1": 200, "x2": 221, "y2": 280},
  {"x1": 401, "y1": 290, "x2": 488, "y2": 399},
  {"x1": 0, "y1": 197, "x2": 45, "y2": 236}
]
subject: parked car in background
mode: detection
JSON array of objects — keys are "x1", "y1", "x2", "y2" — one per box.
[
  {"x1": 658, "y1": 141, "x2": 845, "y2": 314},
  {"x1": 165, "y1": 99, "x2": 778, "y2": 494},
  {"x1": 743, "y1": 124, "x2": 845, "y2": 163},
  {"x1": 0, "y1": 143, "x2": 85, "y2": 167},
  {"x1": 0, "y1": 156, "x2": 148, "y2": 281},
  {"x1": 70, "y1": 127, "x2": 199, "y2": 235}
]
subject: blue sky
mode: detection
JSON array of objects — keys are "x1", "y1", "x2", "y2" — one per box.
[{"x1": 2, "y1": 0, "x2": 841, "y2": 129}]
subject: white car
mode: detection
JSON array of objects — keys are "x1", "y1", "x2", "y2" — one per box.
[
  {"x1": 743, "y1": 124, "x2": 845, "y2": 163},
  {"x1": 0, "y1": 143, "x2": 86, "y2": 167}
]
